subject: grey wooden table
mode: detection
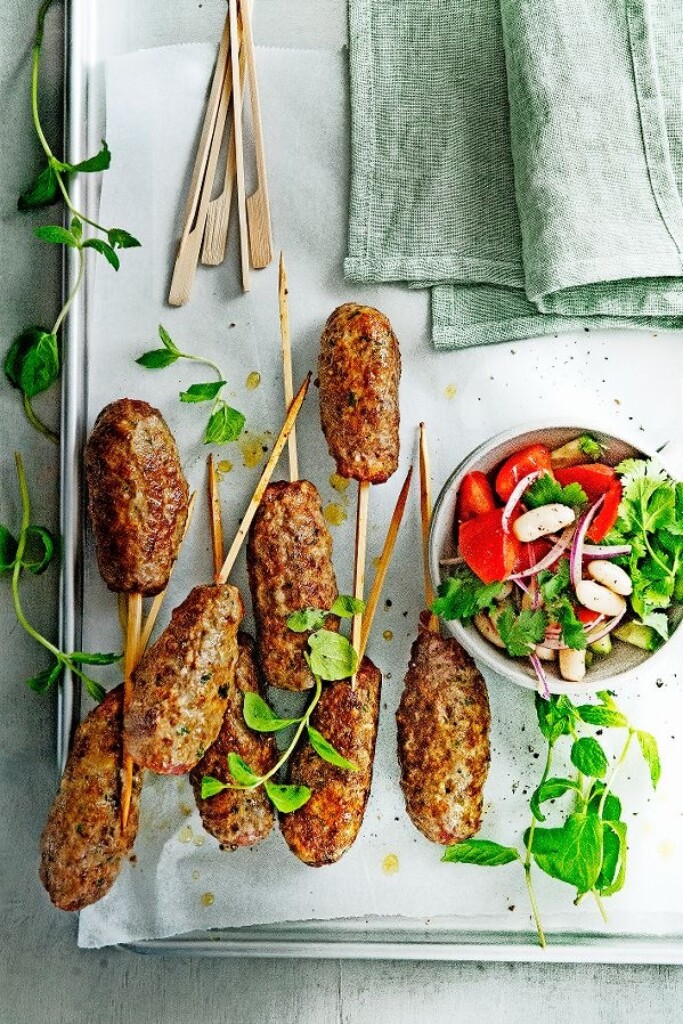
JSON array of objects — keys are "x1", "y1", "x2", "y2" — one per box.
[{"x1": 1, "y1": 2, "x2": 682, "y2": 1021}]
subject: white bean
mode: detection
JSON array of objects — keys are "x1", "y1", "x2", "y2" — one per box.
[
  {"x1": 559, "y1": 647, "x2": 586, "y2": 682},
  {"x1": 587, "y1": 560, "x2": 632, "y2": 596},
  {"x1": 575, "y1": 579, "x2": 627, "y2": 618},
  {"x1": 474, "y1": 612, "x2": 507, "y2": 649},
  {"x1": 513, "y1": 504, "x2": 576, "y2": 543},
  {"x1": 535, "y1": 645, "x2": 556, "y2": 662}
]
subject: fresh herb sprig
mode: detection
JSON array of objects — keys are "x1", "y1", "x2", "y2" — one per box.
[
  {"x1": 6, "y1": 0, "x2": 140, "y2": 442},
  {"x1": 201, "y1": 597, "x2": 363, "y2": 813},
  {"x1": 2, "y1": 454, "x2": 120, "y2": 701},
  {"x1": 442, "y1": 691, "x2": 660, "y2": 947},
  {"x1": 136, "y1": 325, "x2": 246, "y2": 446},
  {"x1": 524, "y1": 473, "x2": 587, "y2": 511}
]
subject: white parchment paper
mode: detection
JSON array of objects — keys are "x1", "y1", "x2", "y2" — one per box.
[{"x1": 77, "y1": 44, "x2": 683, "y2": 947}]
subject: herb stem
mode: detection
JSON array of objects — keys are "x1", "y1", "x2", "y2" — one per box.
[
  {"x1": 22, "y1": 393, "x2": 58, "y2": 445},
  {"x1": 182, "y1": 352, "x2": 224, "y2": 381},
  {"x1": 592, "y1": 890, "x2": 609, "y2": 924},
  {"x1": 598, "y1": 729, "x2": 634, "y2": 819},
  {"x1": 523, "y1": 742, "x2": 553, "y2": 948},
  {"x1": 52, "y1": 246, "x2": 85, "y2": 337}
]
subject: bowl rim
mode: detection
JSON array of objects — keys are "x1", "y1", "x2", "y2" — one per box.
[{"x1": 428, "y1": 417, "x2": 680, "y2": 693}]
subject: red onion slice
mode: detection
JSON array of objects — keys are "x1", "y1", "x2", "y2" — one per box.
[
  {"x1": 585, "y1": 608, "x2": 627, "y2": 645},
  {"x1": 529, "y1": 652, "x2": 550, "y2": 700},
  {"x1": 502, "y1": 471, "x2": 542, "y2": 534},
  {"x1": 569, "y1": 496, "x2": 605, "y2": 591},
  {"x1": 508, "y1": 525, "x2": 574, "y2": 581},
  {"x1": 581, "y1": 543, "x2": 631, "y2": 558}
]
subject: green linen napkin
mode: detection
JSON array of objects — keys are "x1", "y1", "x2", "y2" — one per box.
[{"x1": 345, "y1": 0, "x2": 683, "y2": 348}]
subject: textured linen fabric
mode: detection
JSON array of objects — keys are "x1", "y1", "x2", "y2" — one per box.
[{"x1": 346, "y1": 0, "x2": 683, "y2": 348}]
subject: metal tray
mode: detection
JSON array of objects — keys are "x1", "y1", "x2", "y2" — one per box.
[{"x1": 59, "y1": 0, "x2": 683, "y2": 961}]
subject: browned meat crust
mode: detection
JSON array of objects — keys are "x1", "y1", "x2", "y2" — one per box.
[
  {"x1": 126, "y1": 584, "x2": 243, "y2": 775},
  {"x1": 247, "y1": 480, "x2": 339, "y2": 691},
  {"x1": 318, "y1": 304, "x2": 401, "y2": 484},
  {"x1": 396, "y1": 615, "x2": 491, "y2": 845},
  {"x1": 85, "y1": 398, "x2": 189, "y2": 596},
  {"x1": 279, "y1": 658, "x2": 382, "y2": 866},
  {"x1": 190, "y1": 634, "x2": 276, "y2": 849},
  {"x1": 39, "y1": 686, "x2": 141, "y2": 912}
]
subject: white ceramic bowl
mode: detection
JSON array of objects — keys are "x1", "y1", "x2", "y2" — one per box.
[{"x1": 429, "y1": 420, "x2": 682, "y2": 693}]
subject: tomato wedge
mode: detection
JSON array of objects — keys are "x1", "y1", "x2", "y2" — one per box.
[
  {"x1": 495, "y1": 444, "x2": 553, "y2": 502},
  {"x1": 459, "y1": 507, "x2": 523, "y2": 584},
  {"x1": 554, "y1": 463, "x2": 622, "y2": 541},
  {"x1": 575, "y1": 606, "x2": 601, "y2": 626},
  {"x1": 458, "y1": 471, "x2": 498, "y2": 521}
]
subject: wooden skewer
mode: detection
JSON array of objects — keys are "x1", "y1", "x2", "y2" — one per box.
[
  {"x1": 201, "y1": 30, "x2": 247, "y2": 266},
  {"x1": 358, "y1": 467, "x2": 413, "y2": 662},
  {"x1": 419, "y1": 423, "x2": 439, "y2": 633},
  {"x1": 168, "y1": 13, "x2": 233, "y2": 306},
  {"x1": 350, "y1": 479, "x2": 370, "y2": 687},
  {"x1": 216, "y1": 372, "x2": 311, "y2": 584},
  {"x1": 137, "y1": 491, "x2": 198, "y2": 659},
  {"x1": 228, "y1": 0, "x2": 250, "y2": 292},
  {"x1": 208, "y1": 455, "x2": 225, "y2": 581},
  {"x1": 278, "y1": 252, "x2": 298, "y2": 482},
  {"x1": 242, "y1": 0, "x2": 273, "y2": 268},
  {"x1": 121, "y1": 592, "x2": 143, "y2": 829}
]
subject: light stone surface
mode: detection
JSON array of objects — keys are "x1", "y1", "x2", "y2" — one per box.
[{"x1": 1, "y1": 1, "x2": 682, "y2": 1021}]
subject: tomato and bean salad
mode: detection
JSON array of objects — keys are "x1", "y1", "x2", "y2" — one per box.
[{"x1": 433, "y1": 434, "x2": 683, "y2": 695}]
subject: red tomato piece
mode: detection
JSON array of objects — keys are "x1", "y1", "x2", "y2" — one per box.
[
  {"x1": 554, "y1": 464, "x2": 621, "y2": 542},
  {"x1": 458, "y1": 471, "x2": 498, "y2": 521},
  {"x1": 458, "y1": 507, "x2": 523, "y2": 584},
  {"x1": 587, "y1": 481, "x2": 622, "y2": 542},
  {"x1": 575, "y1": 606, "x2": 601, "y2": 626},
  {"x1": 495, "y1": 444, "x2": 553, "y2": 502}
]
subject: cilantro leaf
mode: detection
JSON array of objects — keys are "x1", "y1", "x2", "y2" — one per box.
[
  {"x1": 578, "y1": 435, "x2": 604, "y2": 460},
  {"x1": 497, "y1": 607, "x2": 548, "y2": 657},
  {"x1": 432, "y1": 565, "x2": 503, "y2": 623},
  {"x1": 524, "y1": 473, "x2": 587, "y2": 511}
]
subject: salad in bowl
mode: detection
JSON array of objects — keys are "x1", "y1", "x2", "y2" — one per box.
[{"x1": 429, "y1": 425, "x2": 683, "y2": 695}]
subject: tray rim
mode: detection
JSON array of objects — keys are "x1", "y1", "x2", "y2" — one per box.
[{"x1": 59, "y1": 0, "x2": 683, "y2": 963}]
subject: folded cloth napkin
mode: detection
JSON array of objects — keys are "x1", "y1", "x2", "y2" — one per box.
[{"x1": 345, "y1": 0, "x2": 683, "y2": 348}]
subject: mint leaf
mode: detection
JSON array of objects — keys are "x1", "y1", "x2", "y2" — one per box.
[
  {"x1": 432, "y1": 565, "x2": 503, "y2": 623},
  {"x1": 530, "y1": 813, "x2": 603, "y2": 894},
  {"x1": 25, "y1": 661, "x2": 62, "y2": 695},
  {"x1": 524, "y1": 473, "x2": 587, "y2": 510},
  {"x1": 180, "y1": 381, "x2": 226, "y2": 403},
  {"x1": 570, "y1": 736, "x2": 608, "y2": 779},
  {"x1": 497, "y1": 606, "x2": 548, "y2": 657},
  {"x1": 587, "y1": 780, "x2": 622, "y2": 823},
  {"x1": 307, "y1": 726, "x2": 358, "y2": 771},
  {"x1": 330, "y1": 595, "x2": 366, "y2": 618},
  {"x1": 287, "y1": 608, "x2": 328, "y2": 632},
  {"x1": 263, "y1": 781, "x2": 311, "y2": 813},
  {"x1": 242, "y1": 692, "x2": 299, "y2": 732},
  {"x1": 596, "y1": 820, "x2": 627, "y2": 897},
  {"x1": 441, "y1": 840, "x2": 520, "y2": 867},
  {"x1": 307, "y1": 629, "x2": 358, "y2": 681},
  {"x1": 69, "y1": 651, "x2": 121, "y2": 666},
  {"x1": 0, "y1": 526, "x2": 19, "y2": 571},
  {"x1": 535, "y1": 693, "x2": 577, "y2": 744},
  {"x1": 201, "y1": 775, "x2": 228, "y2": 799},
  {"x1": 18, "y1": 165, "x2": 59, "y2": 211},
  {"x1": 83, "y1": 238, "x2": 120, "y2": 270},
  {"x1": 158, "y1": 325, "x2": 180, "y2": 353},
  {"x1": 22, "y1": 525, "x2": 56, "y2": 574},
  {"x1": 108, "y1": 228, "x2": 141, "y2": 249},
  {"x1": 576, "y1": 704, "x2": 628, "y2": 729},
  {"x1": 34, "y1": 224, "x2": 80, "y2": 248},
  {"x1": 82, "y1": 674, "x2": 106, "y2": 703},
  {"x1": 636, "y1": 730, "x2": 661, "y2": 789},
  {"x1": 530, "y1": 777, "x2": 582, "y2": 822},
  {"x1": 203, "y1": 402, "x2": 246, "y2": 445},
  {"x1": 69, "y1": 140, "x2": 111, "y2": 173},
  {"x1": 227, "y1": 753, "x2": 260, "y2": 786},
  {"x1": 5, "y1": 329, "x2": 59, "y2": 398},
  {"x1": 136, "y1": 349, "x2": 179, "y2": 369}
]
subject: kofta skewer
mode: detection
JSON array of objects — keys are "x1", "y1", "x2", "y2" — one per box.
[{"x1": 396, "y1": 424, "x2": 492, "y2": 846}]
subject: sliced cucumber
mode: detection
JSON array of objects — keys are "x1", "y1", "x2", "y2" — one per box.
[
  {"x1": 613, "y1": 621, "x2": 661, "y2": 652},
  {"x1": 589, "y1": 634, "x2": 612, "y2": 656}
]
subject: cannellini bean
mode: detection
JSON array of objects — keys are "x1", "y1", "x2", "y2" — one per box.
[
  {"x1": 587, "y1": 560, "x2": 632, "y2": 596},
  {"x1": 474, "y1": 612, "x2": 507, "y2": 649},
  {"x1": 575, "y1": 579, "x2": 627, "y2": 618},
  {"x1": 559, "y1": 647, "x2": 586, "y2": 682},
  {"x1": 513, "y1": 504, "x2": 576, "y2": 543},
  {"x1": 535, "y1": 645, "x2": 556, "y2": 662}
]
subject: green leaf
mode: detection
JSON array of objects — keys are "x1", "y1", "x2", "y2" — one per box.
[
  {"x1": 596, "y1": 690, "x2": 618, "y2": 709},
  {"x1": 587, "y1": 780, "x2": 622, "y2": 823},
  {"x1": 82, "y1": 675, "x2": 106, "y2": 703},
  {"x1": 5, "y1": 328, "x2": 59, "y2": 398},
  {"x1": 578, "y1": 435, "x2": 604, "y2": 460},
  {"x1": 108, "y1": 228, "x2": 141, "y2": 249},
  {"x1": 286, "y1": 608, "x2": 329, "y2": 632},
  {"x1": 307, "y1": 726, "x2": 359, "y2": 771},
  {"x1": 571, "y1": 737, "x2": 608, "y2": 779},
  {"x1": 22, "y1": 525, "x2": 56, "y2": 574},
  {"x1": 158, "y1": 325, "x2": 180, "y2": 353},
  {"x1": 263, "y1": 780, "x2": 311, "y2": 813},
  {"x1": 535, "y1": 693, "x2": 577, "y2": 744},
  {"x1": 0, "y1": 526, "x2": 18, "y2": 572},
  {"x1": 640, "y1": 611, "x2": 669, "y2": 643},
  {"x1": 136, "y1": 349, "x2": 179, "y2": 369},
  {"x1": 595, "y1": 820, "x2": 628, "y2": 897},
  {"x1": 538, "y1": 561, "x2": 570, "y2": 604},
  {"x1": 524, "y1": 473, "x2": 587, "y2": 510},
  {"x1": 180, "y1": 381, "x2": 226, "y2": 403},
  {"x1": 530, "y1": 777, "x2": 582, "y2": 823},
  {"x1": 18, "y1": 165, "x2": 59, "y2": 211},
  {"x1": 203, "y1": 403, "x2": 246, "y2": 445},
  {"x1": 530, "y1": 813, "x2": 603, "y2": 894},
  {"x1": 330, "y1": 595, "x2": 366, "y2": 618},
  {"x1": 25, "y1": 661, "x2": 62, "y2": 695},
  {"x1": 34, "y1": 224, "x2": 80, "y2": 248},
  {"x1": 431, "y1": 565, "x2": 503, "y2": 623},
  {"x1": 576, "y1": 704, "x2": 629, "y2": 729},
  {"x1": 636, "y1": 730, "x2": 661, "y2": 789},
  {"x1": 69, "y1": 140, "x2": 111, "y2": 173},
  {"x1": 307, "y1": 629, "x2": 358, "y2": 681},
  {"x1": 497, "y1": 606, "x2": 548, "y2": 657},
  {"x1": 83, "y1": 238, "x2": 120, "y2": 270},
  {"x1": 555, "y1": 601, "x2": 587, "y2": 651},
  {"x1": 242, "y1": 692, "x2": 299, "y2": 732},
  {"x1": 201, "y1": 775, "x2": 228, "y2": 799},
  {"x1": 70, "y1": 217, "x2": 83, "y2": 242},
  {"x1": 441, "y1": 839, "x2": 521, "y2": 867},
  {"x1": 69, "y1": 651, "x2": 121, "y2": 666},
  {"x1": 227, "y1": 753, "x2": 260, "y2": 786}
]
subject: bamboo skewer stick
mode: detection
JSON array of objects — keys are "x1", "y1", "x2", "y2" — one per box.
[
  {"x1": 208, "y1": 456, "x2": 225, "y2": 581},
  {"x1": 216, "y1": 372, "x2": 311, "y2": 584},
  {"x1": 358, "y1": 467, "x2": 413, "y2": 662},
  {"x1": 242, "y1": 0, "x2": 273, "y2": 268},
  {"x1": 228, "y1": 0, "x2": 250, "y2": 292},
  {"x1": 350, "y1": 479, "x2": 370, "y2": 686},
  {"x1": 419, "y1": 423, "x2": 440, "y2": 633},
  {"x1": 278, "y1": 252, "x2": 298, "y2": 482},
  {"x1": 121, "y1": 592, "x2": 143, "y2": 829}
]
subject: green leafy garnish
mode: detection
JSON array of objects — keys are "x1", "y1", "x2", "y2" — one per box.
[
  {"x1": 307, "y1": 726, "x2": 358, "y2": 771},
  {"x1": 307, "y1": 629, "x2": 358, "y2": 681},
  {"x1": 431, "y1": 565, "x2": 503, "y2": 623},
  {"x1": 537, "y1": 563, "x2": 586, "y2": 650},
  {"x1": 180, "y1": 381, "x2": 227, "y2": 403},
  {"x1": 203, "y1": 403, "x2": 246, "y2": 445},
  {"x1": 524, "y1": 473, "x2": 587, "y2": 511},
  {"x1": 286, "y1": 608, "x2": 329, "y2": 632},
  {"x1": 263, "y1": 781, "x2": 311, "y2": 813},
  {"x1": 442, "y1": 691, "x2": 661, "y2": 948},
  {"x1": 578, "y1": 435, "x2": 605, "y2": 460},
  {"x1": 330, "y1": 595, "x2": 365, "y2": 618},
  {"x1": 497, "y1": 607, "x2": 547, "y2": 657},
  {"x1": 242, "y1": 692, "x2": 299, "y2": 732}
]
